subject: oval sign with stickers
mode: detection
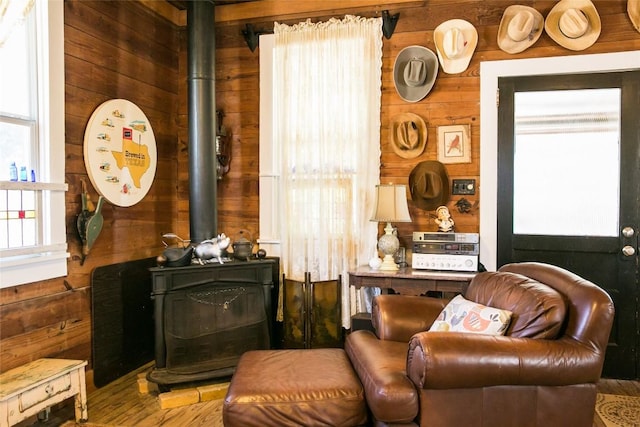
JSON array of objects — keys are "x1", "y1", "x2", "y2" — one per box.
[{"x1": 83, "y1": 99, "x2": 157, "y2": 207}]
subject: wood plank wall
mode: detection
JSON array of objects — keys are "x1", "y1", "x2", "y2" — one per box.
[
  {"x1": 0, "y1": 1, "x2": 179, "y2": 383},
  {"x1": 0, "y1": 0, "x2": 638, "y2": 387},
  {"x1": 201, "y1": 0, "x2": 640, "y2": 251}
]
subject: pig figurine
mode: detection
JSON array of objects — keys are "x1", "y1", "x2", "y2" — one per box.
[{"x1": 194, "y1": 233, "x2": 231, "y2": 264}]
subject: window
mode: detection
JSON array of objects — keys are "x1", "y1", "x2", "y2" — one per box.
[
  {"x1": 259, "y1": 17, "x2": 383, "y2": 325},
  {"x1": 512, "y1": 88, "x2": 620, "y2": 237},
  {"x1": 0, "y1": 0, "x2": 68, "y2": 288}
]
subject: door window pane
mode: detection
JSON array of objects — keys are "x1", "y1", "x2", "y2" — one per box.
[{"x1": 513, "y1": 89, "x2": 620, "y2": 236}]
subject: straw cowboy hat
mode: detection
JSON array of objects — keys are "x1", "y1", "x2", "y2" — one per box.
[
  {"x1": 409, "y1": 160, "x2": 449, "y2": 211},
  {"x1": 545, "y1": 0, "x2": 601, "y2": 51},
  {"x1": 389, "y1": 113, "x2": 427, "y2": 159},
  {"x1": 433, "y1": 19, "x2": 478, "y2": 74},
  {"x1": 497, "y1": 5, "x2": 544, "y2": 54},
  {"x1": 629, "y1": 0, "x2": 640, "y2": 33},
  {"x1": 393, "y1": 45, "x2": 439, "y2": 103}
]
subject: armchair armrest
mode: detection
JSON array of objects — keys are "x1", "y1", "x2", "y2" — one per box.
[
  {"x1": 407, "y1": 331, "x2": 604, "y2": 389},
  {"x1": 373, "y1": 295, "x2": 448, "y2": 342}
]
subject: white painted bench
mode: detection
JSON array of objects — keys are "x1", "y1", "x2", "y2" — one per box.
[{"x1": 0, "y1": 359, "x2": 88, "y2": 427}]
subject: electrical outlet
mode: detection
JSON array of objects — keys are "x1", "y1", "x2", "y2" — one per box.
[{"x1": 452, "y1": 179, "x2": 476, "y2": 195}]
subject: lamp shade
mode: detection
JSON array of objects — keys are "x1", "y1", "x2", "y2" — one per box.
[{"x1": 370, "y1": 184, "x2": 412, "y2": 223}]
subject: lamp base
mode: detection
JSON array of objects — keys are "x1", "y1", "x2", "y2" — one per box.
[
  {"x1": 378, "y1": 254, "x2": 399, "y2": 271},
  {"x1": 377, "y1": 222, "x2": 399, "y2": 271}
]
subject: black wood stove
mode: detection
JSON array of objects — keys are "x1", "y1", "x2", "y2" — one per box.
[
  {"x1": 148, "y1": 259, "x2": 277, "y2": 386},
  {"x1": 147, "y1": 1, "x2": 279, "y2": 387}
]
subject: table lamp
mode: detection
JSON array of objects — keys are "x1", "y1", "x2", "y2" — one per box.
[{"x1": 370, "y1": 184, "x2": 412, "y2": 271}]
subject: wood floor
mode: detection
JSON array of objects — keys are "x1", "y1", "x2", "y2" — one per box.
[
  {"x1": 16, "y1": 362, "x2": 640, "y2": 427},
  {"x1": 17, "y1": 362, "x2": 225, "y2": 427}
]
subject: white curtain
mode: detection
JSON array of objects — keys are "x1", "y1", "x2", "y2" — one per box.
[{"x1": 274, "y1": 15, "x2": 382, "y2": 327}]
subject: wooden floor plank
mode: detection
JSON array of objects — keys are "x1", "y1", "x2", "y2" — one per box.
[{"x1": 16, "y1": 361, "x2": 640, "y2": 426}]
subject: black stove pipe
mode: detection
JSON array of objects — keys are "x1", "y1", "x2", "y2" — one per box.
[{"x1": 187, "y1": 0, "x2": 217, "y2": 244}]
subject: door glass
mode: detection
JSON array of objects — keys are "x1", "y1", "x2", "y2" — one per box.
[{"x1": 512, "y1": 89, "x2": 620, "y2": 236}]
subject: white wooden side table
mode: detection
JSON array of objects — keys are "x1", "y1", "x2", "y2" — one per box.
[{"x1": 0, "y1": 358, "x2": 88, "y2": 427}]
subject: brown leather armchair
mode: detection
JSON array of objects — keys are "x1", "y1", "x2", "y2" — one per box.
[{"x1": 345, "y1": 262, "x2": 614, "y2": 427}]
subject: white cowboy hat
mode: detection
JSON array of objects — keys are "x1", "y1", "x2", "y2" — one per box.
[
  {"x1": 629, "y1": 0, "x2": 640, "y2": 33},
  {"x1": 389, "y1": 113, "x2": 427, "y2": 159},
  {"x1": 545, "y1": 0, "x2": 601, "y2": 51},
  {"x1": 433, "y1": 19, "x2": 478, "y2": 74},
  {"x1": 497, "y1": 5, "x2": 544, "y2": 54},
  {"x1": 393, "y1": 45, "x2": 439, "y2": 103}
]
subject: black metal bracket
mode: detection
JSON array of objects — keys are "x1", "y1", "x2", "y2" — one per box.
[
  {"x1": 242, "y1": 24, "x2": 272, "y2": 52},
  {"x1": 382, "y1": 10, "x2": 400, "y2": 39}
]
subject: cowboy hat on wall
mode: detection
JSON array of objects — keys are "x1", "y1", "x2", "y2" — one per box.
[
  {"x1": 389, "y1": 113, "x2": 428, "y2": 159},
  {"x1": 393, "y1": 45, "x2": 439, "y2": 103},
  {"x1": 545, "y1": 0, "x2": 601, "y2": 51},
  {"x1": 409, "y1": 160, "x2": 450, "y2": 211},
  {"x1": 629, "y1": 0, "x2": 640, "y2": 33},
  {"x1": 497, "y1": 5, "x2": 545, "y2": 54},
  {"x1": 433, "y1": 19, "x2": 478, "y2": 74}
]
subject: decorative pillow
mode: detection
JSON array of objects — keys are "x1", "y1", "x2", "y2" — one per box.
[{"x1": 429, "y1": 294, "x2": 512, "y2": 336}]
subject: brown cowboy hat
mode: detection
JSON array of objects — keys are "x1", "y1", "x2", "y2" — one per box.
[
  {"x1": 389, "y1": 113, "x2": 427, "y2": 159},
  {"x1": 409, "y1": 160, "x2": 449, "y2": 211},
  {"x1": 497, "y1": 5, "x2": 544, "y2": 54},
  {"x1": 545, "y1": 0, "x2": 601, "y2": 51}
]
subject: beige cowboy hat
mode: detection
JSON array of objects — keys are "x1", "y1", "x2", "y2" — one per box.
[
  {"x1": 393, "y1": 45, "x2": 439, "y2": 103},
  {"x1": 629, "y1": 0, "x2": 640, "y2": 33},
  {"x1": 545, "y1": 0, "x2": 601, "y2": 51},
  {"x1": 409, "y1": 160, "x2": 449, "y2": 211},
  {"x1": 433, "y1": 19, "x2": 478, "y2": 74},
  {"x1": 389, "y1": 113, "x2": 427, "y2": 159},
  {"x1": 497, "y1": 5, "x2": 544, "y2": 54}
]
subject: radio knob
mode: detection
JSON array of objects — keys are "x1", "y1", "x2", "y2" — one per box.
[{"x1": 465, "y1": 260, "x2": 473, "y2": 266}]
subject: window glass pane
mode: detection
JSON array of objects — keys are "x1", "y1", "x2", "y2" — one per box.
[
  {"x1": 22, "y1": 218, "x2": 36, "y2": 246},
  {"x1": 0, "y1": 189, "x2": 37, "y2": 248},
  {"x1": 22, "y1": 189, "x2": 35, "y2": 210},
  {"x1": 513, "y1": 89, "x2": 620, "y2": 237},
  {"x1": 0, "y1": 122, "x2": 33, "y2": 180},
  {"x1": 0, "y1": 10, "x2": 32, "y2": 118},
  {"x1": 0, "y1": 189, "x2": 6, "y2": 249}
]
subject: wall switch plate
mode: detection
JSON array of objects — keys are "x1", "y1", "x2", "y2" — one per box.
[{"x1": 452, "y1": 179, "x2": 476, "y2": 195}]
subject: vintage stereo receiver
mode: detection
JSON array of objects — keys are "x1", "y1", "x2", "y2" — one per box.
[{"x1": 412, "y1": 232, "x2": 479, "y2": 272}]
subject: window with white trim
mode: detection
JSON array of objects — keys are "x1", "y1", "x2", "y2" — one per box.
[{"x1": 0, "y1": 0, "x2": 68, "y2": 288}]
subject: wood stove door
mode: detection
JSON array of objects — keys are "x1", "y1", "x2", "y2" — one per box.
[{"x1": 163, "y1": 281, "x2": 269, "y2": 374}]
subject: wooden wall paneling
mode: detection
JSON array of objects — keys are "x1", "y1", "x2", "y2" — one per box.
[
  {"x1": 175, "y1": 0, "x2": 640, "y2": 263},
  {"x1": 0, "y1": 0, "x2": 180, "y2": 375},
  {"x1": 0, "y1": 290, "x2": 90, "y2": 340},
  {"x1": 1, "y1": 0, "x2": 638, "y2": 380},
  {"x1": 0, "y1": 318, "x2": 92, "y2": 371}
]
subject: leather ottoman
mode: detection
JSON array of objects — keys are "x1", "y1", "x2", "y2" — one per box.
[{"x1": 223, "y1": 348, "x2": 367, "y2": 427}]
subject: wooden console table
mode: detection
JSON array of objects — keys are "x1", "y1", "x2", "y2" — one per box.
[
  {"x1": 0, "y1": 359, "x2": 88, "y2": 427},
  {"x1": 349, "y1": 266, "x2": 476, "y2": 297},
  {"x1": 349, "y1": 267, "x2": 477, "y2": 331}
]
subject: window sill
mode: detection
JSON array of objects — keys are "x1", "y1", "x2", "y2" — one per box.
[
  {"x1": 0, "y1": 249, "x2": 69, "y2": 288},
  {"x1": 0, "y1": 181, "x2": 68, "y2": 191}
]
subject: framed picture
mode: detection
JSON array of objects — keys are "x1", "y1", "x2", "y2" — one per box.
[{"x1": 437, "y1": 124, "x2": 471, "y2": 164}]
